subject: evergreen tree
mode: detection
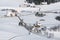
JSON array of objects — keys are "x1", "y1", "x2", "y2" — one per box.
[{"x1": 33, "y1": 0, "x2": 42, "y2": 5}]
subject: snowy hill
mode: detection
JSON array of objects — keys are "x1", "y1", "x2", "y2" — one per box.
[
  {"x1": 0, "y1": 11, "x2": 60, "y2": 40},
  {"x1": 0, "y1": 0, "x2": 25, "y2": 7},
  {"x1": 0, "y1": 1, "x2": 60, "y2": 40},
  {"x1": 37, "y1": 2, "x2": 60, "y2": 11},
  {"x1": 0, "y1": 17, "x2": 56, "y2": 40},
  {"x1": 0, "y1": 17, "x2": 54, "y2": 40}
]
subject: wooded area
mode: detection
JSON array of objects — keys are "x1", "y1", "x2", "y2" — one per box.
[{"x1": 26, "y1": 0, "x2": 60, "y2": 5}]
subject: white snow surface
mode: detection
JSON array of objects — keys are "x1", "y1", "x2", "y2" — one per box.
[
  {"x1": 37, "y1": 2, "x2": 60, "y2": 11},
  {"x1": 0, "y1": 31, "x2": 17, "y2": 40},
  {"x1": 0, "y1": 0, "x2": 25, "y2": 7},
  {"x1": 0, "y1": 1, "x2": 60, "y2": 40},
  {"x1": 0, "y1": 11, "x2": 60, "y2": 40},
  {"x1": 0, "y1": 17, "x2": 55, "y2": 40}
]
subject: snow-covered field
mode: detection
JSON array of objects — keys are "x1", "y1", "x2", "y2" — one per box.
[
  {"x1": 0, "y1": 17, "x2": 57, "y2": 40},
  {"x1": 0, "y1": 0, "x2": 60, "y2": 40},
  {"x1": 0, "y1": 11, "x2": 60, "y2": 40},
  {"x1": 36, "y1": 2, "x2": 60, "y2": 11},
  {"x1": 0, "y1": 0, "x2": 25, "y2": 7}
]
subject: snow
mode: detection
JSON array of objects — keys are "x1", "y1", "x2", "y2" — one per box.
[
  {"x1": 20, "y1": 13, "x2": 60, "y2": 28},
  {"x1": 0, "y1": 17, "x2": 29, "y2": 40},
  {"x1": 10, "y1": 33, "x2": 54, "y2": 40},
  {"x1": 0, "y1": 17, "x2": 29, "y2": 34},
  {"x1": 36, "y1": 2, "x2": 60, "y2": 11},
  {"x1": 0, "y1": 0, "x2": 60, "y2": 40},
  {"x1": 0, "y1": 31, "x2": 17, "y2": 40},
  {"x1": 0, "y1": 17, "x2": 55, "y2": 40},
  {"x1": 0, "y1": 0, "x2": 25, "y2": 7}
]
